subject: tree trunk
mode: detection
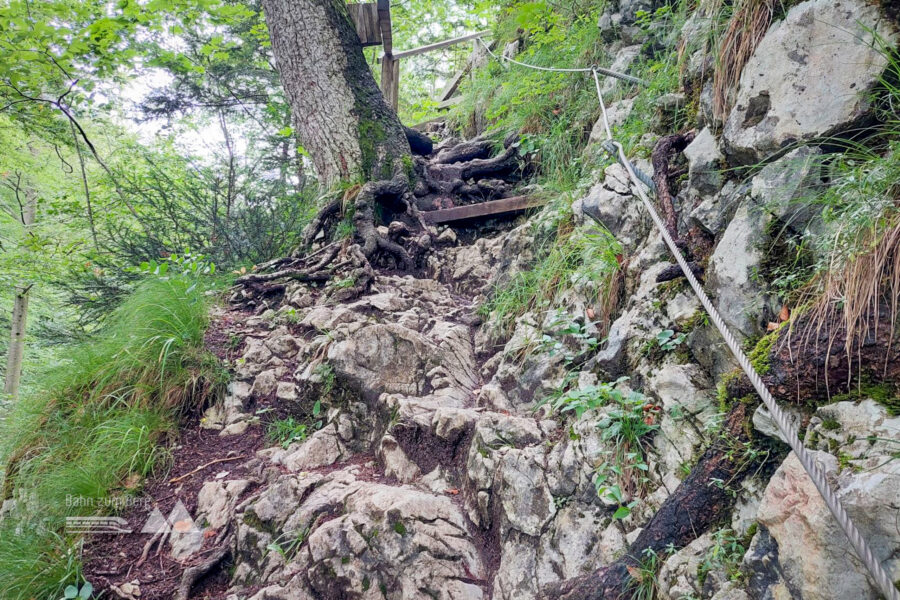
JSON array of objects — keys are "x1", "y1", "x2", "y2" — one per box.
[
  {"x1": 4, "y1": 188, "x2": 36, "y2": 401},
  {"x1": 261, "y1": 0, "x2": 410, "y2": 187}
]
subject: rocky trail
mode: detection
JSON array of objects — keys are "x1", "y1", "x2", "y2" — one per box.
[{"x1": 79, "y1": 1, "x2": 900, "y2": 598}]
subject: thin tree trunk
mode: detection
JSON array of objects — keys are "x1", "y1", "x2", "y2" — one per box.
[
  {"x1": 4, "y1": 187, "x2": 36, "y2": 400},
  {"x1": 260, "y1": 0, "x2": 410, "y2": 187},
  {"x1": 69, "y1": 118, "x2": 99, "y2": 250}
]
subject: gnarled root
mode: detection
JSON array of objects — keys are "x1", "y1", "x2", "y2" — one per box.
[
  {"x1": 174, "y1": 538, "x2": 232, "y2": 600},
  {"x1": 652, "y1": 131, "x2": 696, "y2": 244},
  {"x1": 354, "y1": 172, "x2": 414, "y2": 268}
]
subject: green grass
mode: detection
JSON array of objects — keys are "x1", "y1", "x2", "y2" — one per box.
[
  {"x1": 0, "y1": 275, "x2": 224, "y2": 599},
  {"x1": 449, "y1": 0, "x2": 688, "y2": 193},
  {"x1": 449, "y1": 4, "x2": 613, "y2": 192},
  {"x1": 479, "y1": 213, "x2": 621, "y2": 336},
  {"x1": 267, "y1": 417, "x2": 309, "y2": 449}
]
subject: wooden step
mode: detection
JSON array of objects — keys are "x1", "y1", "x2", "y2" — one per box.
[{"x1": 422, "y1": 195, "x2": 547, "y2": 225}]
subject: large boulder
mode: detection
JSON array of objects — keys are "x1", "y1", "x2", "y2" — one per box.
[
  {"x1": 235, "y1": 471, "x2": 486, "y2": 600},
  {"x1": 684, "y1": 127, "x2": 724, "y2": 195},
  {"x1": 753, "y1": 451, "x2": 900, "y2": 600},
  {"x1": 706, "y1": 200, "x2": 771, "y2": 339},
  {"x1": 723, "y1": 0, "x2": 895, "y2": 164}
]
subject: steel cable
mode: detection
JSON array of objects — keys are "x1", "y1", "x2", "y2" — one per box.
[{"x1": 479, "y1": 41, "x2": 900, "y2": 599}]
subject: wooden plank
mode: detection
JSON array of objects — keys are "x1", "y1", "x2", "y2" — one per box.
[
  {"x1": 347, "y1": 5, "x2": 382, "y2": 47},
  {"x1": 381, "y1": 55, "x2": 399, "y2": 112},
  {"x1": 438, "y1": 40, "x2": 495, "y2": 102},
  {"x1": 377, "y1": 0, "x2": 392, "y2": 55},
  {"x1": 422, "y1": 196, "x2": 547, "y2": 224},
  {"x1": 391, "y1": 30, "x2": 490, "y2": 60},
  {"x1": 438, "y1": 69, "x2": 468, "y2": 103},
  {"x1": 437, "y1": 95, "x2": 462, "y2": 110}
]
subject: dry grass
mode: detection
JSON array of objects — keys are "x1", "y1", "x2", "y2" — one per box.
[
  {"x1": 800, "y1": 213, "x2": 900, "y2": 379},
  {"x1": 712, "y1": 0, "x2": 774, "y2": 120},
  {"x1": 677, "y1": 0, "x2": 725, "y2": 78}
]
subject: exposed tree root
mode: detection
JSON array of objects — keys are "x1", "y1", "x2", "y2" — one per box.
[
  {"x1": 433, "y1": 137, "x2": 494, "y2": 165},
  {"x1": 652, "y1": 131, "x2": 696, "y2": 244},
  {"x1": 233, "y1": 135, "x2": 524, "y2": 306},
  {"x1": 404, "y1": 125, "x2": 434, "y2": 156},
  {"x1": 545, "y1": 403, "x2": 754, "y2": 600},
  {"x1": 656, "y1": 261, "x2": 704, "y2": 283},
  {"x1": 174, "y1": 539, "x2": 232, "y2": 600},
  {"x1": 301, "y1": 196, "x2": 342, "y2": 248},
  {"x1": 763, "y1": 301, "x2": 900, "y2": 404},
  {"x1": 353, "y1": 172, "x2": 417, "y2": 267},
  {"x1": 426, "y1": 144, "x2": 519, "y2": 190}
]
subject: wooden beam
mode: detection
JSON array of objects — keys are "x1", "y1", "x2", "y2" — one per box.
[
  {"x1": 347, "y1": 4, "x2": 382, "y2": 47},
  {"x1": 422, "y1": 196, "x2": 546, "y2": 224},
  {"x1": 381, "y1": 55, "x2": 399, "y2": 112},
  {"x1": 391, "y1": 30, "x2": 490, "y2": 60},
  {"x1": 437, "y1": 39, "x2": 496, "y2": 103},
  {"x1": 436, "y1": 95, "x2": 462, "y2": 111},
  {"x1": 377, "y1": 0, "x2": 392, "y2": 55}
]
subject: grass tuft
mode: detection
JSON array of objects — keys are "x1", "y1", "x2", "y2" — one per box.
[
  {"x1": 0, "y1": 276, "x2": 223, "y2": 599},
  {"x1": 712, "y1": 0, "x2": 775, "y2": 120},
  {"x1": 479, "y1": 211, "x2": 622, "y2": 338}
]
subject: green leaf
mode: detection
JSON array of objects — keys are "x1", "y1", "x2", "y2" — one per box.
[
  {"x1": 64, "y1": 586, "x2": 79, "y2": 599},
  {"x1": 80, "y1": 583, "x2": 94, "y2": 599},
  {"x1": 612, "y1": 505, "x2": 631, "y2": 520}
]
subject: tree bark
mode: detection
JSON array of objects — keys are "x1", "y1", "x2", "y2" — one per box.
[
  {"x1": 261, "y1": 0, "x2": 410, "y2": 187},
  {"x1": 4, "y1": 187, "x2": 36, "y2": 401}
]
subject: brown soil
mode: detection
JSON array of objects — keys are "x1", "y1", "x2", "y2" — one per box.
[
  {"x1": 82, "y1": 309, "x2": 265, "y2": 600},
  {"x1": 81, "y1": 420, "x2": 264, "y2": 599}
]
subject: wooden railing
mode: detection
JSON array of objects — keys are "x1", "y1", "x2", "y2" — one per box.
[{"x1": 348, "y1": 1, "x2": 488, "y2": 112}]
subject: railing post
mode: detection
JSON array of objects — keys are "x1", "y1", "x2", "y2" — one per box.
[
  {"x1": 381, "y1": 55, "x2": 399, "y2": 112},
  {"x1": 375, "y1": 0, "x2": 398, "y2": 112}
]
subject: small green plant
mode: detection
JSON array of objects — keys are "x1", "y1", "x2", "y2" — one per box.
[
  {"x1": 266, "y1": 527, "x2": 309, "y2": 560},
  {"x1": 698, "y1": 528, "x2": 746, "y2": 587},
  {"x1": 546, "y1": 376, "x2": 630, "y2": 419},
  {"x1": 538, "y1": 310, "x2": 602, "y2": 364},
  {"x1": 626, "y1": 547, "x2": 662, "y2": 600},
  {"x1": 655, "y1": 329, "x2": 686, "y2": 352},
  {"x1": 545, "y1": 377, "x2": 660, "y2": 518},
  {"x1": 593, "y1": 386, "x2": 659, "y2": 518},
  {"x1": 315, "y1": 362, "x2": 336, "y2": 395},
  {"x1": 62, "y1": 582, "x2": 93, "y2": 600},
  {"x1": 267, "y1": 417, "x2": 309, "y2": 449},
  {"x1": 135, "y1": 251, "x2": 216, "y2": 281}
]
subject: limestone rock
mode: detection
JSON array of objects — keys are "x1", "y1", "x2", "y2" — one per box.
[
  {"x1": 576, "y1": 173, "x2": 650, "y2": 252},
  {"x1": 755, "y1": 451, "x2": 900, "y2": 599},
  {"x1": 707, "y1": 201, "x2": 771, "y2": 339},
  {"x1": 235, "y1": 471, "x2": 485, "y2": 600},
  {"x1": 806, "y1": 399, "x2": 900, "y2": 463},
  {"x1": 684, "y1": 127, "x2": 724, "y2": 195},
  {"x1": 723, "y1": 0, "x2": 895, "y2": 164},
  {"x1": 752, "y1": 404, "x2": 803, "y2": 444},
  {"x1": 749, "y1": 146, "x2": 823, "y2": 229},
  {"x1": 690, "y1": 180, "x2": 744, "y2": 236},
  {"x1": 658, "y1": 532, "x2": 715, "y2": 600}
]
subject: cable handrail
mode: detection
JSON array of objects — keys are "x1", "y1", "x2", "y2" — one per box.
[{"x1": 479, "y1": 41, "x2": 900, "y2": 600}]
